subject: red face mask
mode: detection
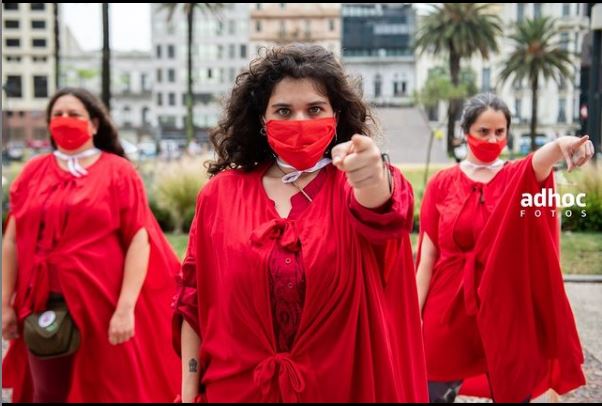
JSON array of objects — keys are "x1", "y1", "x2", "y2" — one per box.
[
  {"x1": 266, "y1": 117, "x2": 336, "y2": 170},
  {"x1": 49, "y1": 116, "x2": 92, "y2": 151},
  {"x1": 467, "y1": 134, "x2": 507, "y2": 163}
]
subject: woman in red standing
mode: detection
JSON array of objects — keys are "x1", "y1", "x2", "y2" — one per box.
[
  {"x1": 172, "y1": 44, "x2": 428, "y2": 402},
  {"x1": 2, "y1": 88, "x2": 181, "y2": 402},
  {"x1": 417, "y1": 93, "x2": 593, "y2": 402}
]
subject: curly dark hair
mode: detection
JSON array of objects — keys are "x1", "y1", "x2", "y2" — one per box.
[
  {"x1": 207, "y1": 43, "x2": 374, "y2": 176},
  {"x1": 46, "y1": 87, "x2": 126, "y2": 158}
]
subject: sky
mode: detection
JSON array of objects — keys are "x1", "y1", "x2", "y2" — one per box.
[
  {"x1": 62, "y1": 3, "x2": 435, "y2": 52},
  {"x1": 62, "y1": 3, "x2": 151, "y2": 52}
]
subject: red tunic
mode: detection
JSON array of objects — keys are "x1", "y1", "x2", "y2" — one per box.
[
  {"x1": 418, "y1": 154, "x2": 585, "y2": 402},
  {"x1": 172, "y1": 163, "x2": 428, "y2": 402},
  {"x1": 2, "y1": 152, "x2": 181, "y2": 402}
]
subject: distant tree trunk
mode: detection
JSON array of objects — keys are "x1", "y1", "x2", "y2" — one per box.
[
  {"x1": 54, "y1": 3, "x2": 60, "y2": 90},
  {"x1": 447, "y1": 48, "x2": 461, "y2": 157},
  {"x1": 186, "y1": 4, "x2": 195, "y2": 147},
  {"x1": 101, "y1": 3, "x2": 111, "y2": 111},
  {"x1": 530, "y1": 75, "x2": 539, "y2": 152}
]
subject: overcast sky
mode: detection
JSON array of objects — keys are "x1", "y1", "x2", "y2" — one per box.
[
  {"x1": 62, "y1": 3, "x2": 151, "y2": 52},
  {"x1": 62, "y1": 3, "x2": 435, "y2": 52}
]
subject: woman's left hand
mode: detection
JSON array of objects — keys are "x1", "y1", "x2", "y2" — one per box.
[
  {"x1": 108, "y1": 307, "x2": 135, "y2": 345},
  {"x1": 557, "y1": 135, "x2": 595, "y2": 171}
]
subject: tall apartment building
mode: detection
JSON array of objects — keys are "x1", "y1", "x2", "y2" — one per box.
[
  {"x1": 2, "y1": 2, "x2": 57, "y2": 144},
  {"x1": 250, "y1": 3, "x2": 341, "y2": 58},
  {"x1": 150, "y1": 3, "x2": 251, "y2": 141},
  {"x1": 341, "y1": 3, "x2": 416, "y2": 106}
]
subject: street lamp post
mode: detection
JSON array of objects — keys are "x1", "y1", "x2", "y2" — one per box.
[{"x1": 588, "y1": 3, "x2": 602, "y2": 161}]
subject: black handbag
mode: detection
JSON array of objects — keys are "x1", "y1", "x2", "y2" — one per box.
[{"x1": 23, "y1": 294, "x2": 80, "y2": 359}]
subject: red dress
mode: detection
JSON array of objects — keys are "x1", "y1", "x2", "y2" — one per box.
[
  {"x1": 2, "y1": 152, "x2": 181, "y2": 402},
  {"x1": 418, "y1": 155, "x2": 585, "y2": 402},
  {"x1": 172, "y1": 163, "x2": 428, "y2": 402}
]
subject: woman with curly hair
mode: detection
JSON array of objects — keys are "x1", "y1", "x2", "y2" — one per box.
[
  {"x1": 2, "y1": 88, "x2": 181, "y2": 402},
  {"x1": 171, "y1": 44, "x2": 428, "y2": 402}
]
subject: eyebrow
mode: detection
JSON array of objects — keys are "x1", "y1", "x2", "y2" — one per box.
[{"x1": 271, "y1": 101, "x2": 328, "y2": 108}]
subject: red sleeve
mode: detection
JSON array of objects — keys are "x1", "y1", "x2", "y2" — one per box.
[
  {"x1": 346, "y1": 164, "x2": 414, "y2": 244},
  {"x1": 171, "y1": 205, "x2": 201, "y2": 356},
  {"x1": 117, "y1": 165, "x2": 149, "y2": 246},
  {"x1": 419, "y1": 175, "x2": 440, "y2": 248}
]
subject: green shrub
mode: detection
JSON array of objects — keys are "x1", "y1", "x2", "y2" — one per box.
[
  {"x1": 153, "y1": 157, "x2": 208, "y2": 233},
  {"x1": 561, "y1": 164, "x2": 602, "y2": 232},
  {"x1": 149, "y1": 198, "x2": 176, "y2": 233},
  {"x1": 182, "y1": 206, "x2": 196, "y2": 234}
]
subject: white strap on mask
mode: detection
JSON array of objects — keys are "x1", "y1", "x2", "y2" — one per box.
[
  {"x1": 276, "y1": 157, "x2": 332, "y2": 184},
  {"x1": 460, "y1": 158, "x2": 505, "y2": 171},
  {"x1": 53, "y1": 148, "x2": 101, "y2": 177}
]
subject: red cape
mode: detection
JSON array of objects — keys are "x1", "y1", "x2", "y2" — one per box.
[
  {"x1": 419, "y1": 155, "x2": 585, "y2": 402},
  {"x1": 172, "y1": 163, "x2": 428, "y2": 402},
  {"x1": 2, "y1": 153, "x2": 181, "y2": 402}
]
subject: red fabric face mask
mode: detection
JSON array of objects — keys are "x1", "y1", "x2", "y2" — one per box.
[
  {"x1": 467, "y1": 134, "x2": 507, "y2": 163},
  {"x1": 49, "y1": 116, "x2": 92, "y2": 151},
  {"x1": 266, "y1": 117, "x2": 336, "y2": 170}
]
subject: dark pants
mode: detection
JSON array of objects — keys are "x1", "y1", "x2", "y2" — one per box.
[
  {"x1": 27, "y1": 349, "x2": 75, "y2": 402},
  {"x1": 428, "y1": 380, "x2": 463, "y2": 403},
  {"x1": 428, "y1": 379, "x2": 531, "y2": 403}
]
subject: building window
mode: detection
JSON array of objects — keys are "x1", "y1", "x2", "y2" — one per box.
[
  {"x1": 168, "y1": 68, "x2": 176, "y2": 83},
  {"x1": 240, "y1": 44, "x2": 247, "y2": 59},
  {"x1": 228, "y1": 20, "x2": 236, "y2": 35},
  {"x1": 6, "y1": 38, "x2": 20, "y2": 47},
  {"x1": 4, "y1": 20, "x2": 19, "y2": 29},
  {"x1": 157, "y1": 93, "x2": 163, "y2": 106},
  {"x1": 374, "y1": 74, "x2": 382, "y2": 98},
  {"x1": 229, "y1": 44, "x2": 235, "y2": 59},
  {"x1": 256, "y1": 3, "x2": 261, "y2": 11},
  {"x1": 280, "y1": 3, "x2": 286, "y2": 9},
  {"x1": 30, "y1": 3, "x2": 45, "y2": 11},
  {"x1": 557, "y1": 99, "x2": 567, "y2": 123},
  {"x1": 562, "y1": 3, "x2": 570, "y2": 16},
  {"x1": 216, "y1": 20, "x2": 224, "y2": 35},
  {"x1": 256, "y1": 20, "x2": 262, "y2": 32},
  {"x1": 229, "y1": 67, "x2": 236, "y2": 82},
  {"x1": 142, "y1": 107, "x2": 150, "y2": 125},
  {"x1": 517, "y1": 3, "x2": 525, "y2": 22},
  {"x1": 156, "y1": 45, "x2": 162, "y2": 58},
  {"x1": 217, "y1": 45, "x2": 224, "y2": 59},
  {"x1": 156, "y1": 69, "x2": 162, "y2": 83},
  {"x1": 4, "y1": 3, "x2": 19, "y2": 10},
  {"x1": 169, "y1": 92, "x2": 176, "y2": 106},
  {"x1": 141, "y1": 73, "x2": 148, "y2": 91},
  {"x1": 207, "y1": 68, "x2": 213, "y2": 79},
  {"x1": 515, "y1": 98, "x2": 522, "y2": 120},
  {"x1": 123, "y1": 106, "x2": 132, "y2": 126},
  {"x1": 5, "y1": 75, "x2": 22, "y2": 98},
  {"x1": 5, "y1": 56, "x2": 22, "y2": 62},
  {"x1": 32, "y1": 38, "x2": 47, "y2": 47},
  {"x1": 534, "y1": 3, "x2": 542, "y2": 19},
  {"x1": 482, "y1": 67, "x2": 491, "y2": 92},
  {"x1": 33, "y1": 75, "x2": 48, "y2": 98},
  {"x1": 168, "y1": 44, "x2": 175, "y2": 59},
  {"x1": 329, "y1": 19, "x2": 335, "y2": 32},
  {"x1": 32, "y1": 56, "x2": 48, "y2": 62},
  {"x1": 32, "y1": 20, "x2": 46, "y2": 29},
  {"x1": 560, "y1": 32, "x2": 569, "y2": 50}
]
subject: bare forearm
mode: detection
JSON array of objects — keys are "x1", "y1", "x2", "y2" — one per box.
[
  {"x1": 416, "y1": 262, "x2": 433, "y2": 314},
  {"x1": 181, "y1": 320, "x2": 201, "y2": 402},
  {"x1": 354, "y1": 166, "x2": 392, "y2": 209},
  {"x1": 532, "y1": 139, "x2": 562, "y2": 182},
  {"x1": 2, "y1": 218, "x2": 17, "y2": 307},
  {"x1": 118, "y1": 228, "x2": 150, "y2": 312}
]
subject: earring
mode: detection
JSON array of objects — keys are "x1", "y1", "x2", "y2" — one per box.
[{"x1": 260, "y1": 128, "x2": 266, "y2": 137}]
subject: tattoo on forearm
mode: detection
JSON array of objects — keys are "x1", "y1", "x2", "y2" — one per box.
[{"x1": 188, "y1": 358, "x2": 198, "y2": 373}]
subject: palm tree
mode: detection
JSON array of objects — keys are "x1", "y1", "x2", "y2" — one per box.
[
  {"x1": 498, "y1": 17, "x2": 573, "y2": 152},
  {"x1": 101, "y1": 3, "x2": 111, "y2": 111},
  {"x1": 160, "y1": 3, "x2": 224, "y2": 147},
  {"x1": 415, "y1": 3, "x2": 502, "y2": 157}
]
